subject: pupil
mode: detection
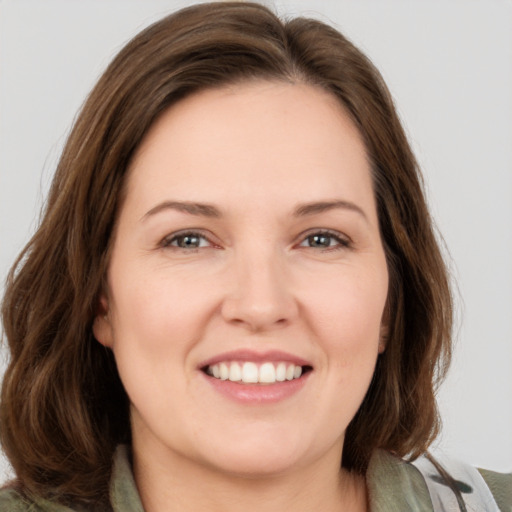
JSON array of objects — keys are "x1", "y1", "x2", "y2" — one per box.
[{"x1": 310, "y1": 234, "x2": 330, "y2": 247}]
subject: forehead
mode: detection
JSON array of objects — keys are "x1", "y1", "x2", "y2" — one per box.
[{"x1": 124, "y1": 80, "x2": 374, "y2": 217}]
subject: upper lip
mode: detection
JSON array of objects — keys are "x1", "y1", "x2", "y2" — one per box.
[{"x1": 198, "y1": 349, "x2": 312, "y2": 369}]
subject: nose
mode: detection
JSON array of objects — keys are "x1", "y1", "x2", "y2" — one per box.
[{"x1": 221, "y1": 249, "x2": 299, "y2": 332}]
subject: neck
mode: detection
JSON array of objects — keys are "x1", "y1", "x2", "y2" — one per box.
[{"x1": 132, "y1": 437, "x2": 367, "y2": 512}]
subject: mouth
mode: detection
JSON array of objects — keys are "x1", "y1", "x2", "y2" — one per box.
[{"x1": 202, "y1": 361, "x2": 313, "y2": 385}]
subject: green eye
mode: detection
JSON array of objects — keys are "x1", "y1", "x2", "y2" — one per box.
[
  {"x1": 299, "y1": 231, "x2": 350, "y2": 250},
  {"x1": 164, "y1": 232, "x2": 210, "y2": 249},
  {"x1": 175, "y1": 234, "x2": 202, "y2": 248},
  {"x1": 307, "y1": 234, "x2": 333, "y2": 248}
]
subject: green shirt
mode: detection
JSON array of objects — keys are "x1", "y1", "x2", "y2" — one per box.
[{"x1": 1, "y1": 446, "x2": 510, "y2": 511}]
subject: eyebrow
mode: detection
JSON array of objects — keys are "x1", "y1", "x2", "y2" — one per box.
[
  {"x1": 293, "y1": 200, "x2": 368, "y2": 222},
  {"x1": 141, "y1": 199, "x2": 367, "y2": 222},
  {"x1": 141, "y1": 201, "x2": 221, "y2": 221}
]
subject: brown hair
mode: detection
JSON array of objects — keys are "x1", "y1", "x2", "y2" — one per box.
[{"x1": 1, "y1": 1, "x2": 452, "y2": 507}]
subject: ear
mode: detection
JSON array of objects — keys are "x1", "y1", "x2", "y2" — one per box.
[
  {"x1": 378, "y1": 303, "x2": 390, "y2": 354},
  {"x1": 378, "y1": 323, "x2": 388, "y2": 354},
  {"x1": 92, "y1": 293, "x2": 114, "y2": 348}
]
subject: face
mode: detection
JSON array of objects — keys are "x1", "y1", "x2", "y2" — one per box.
[{"x1": 94, "y1": 81, "x2": 389, "y2": 478}]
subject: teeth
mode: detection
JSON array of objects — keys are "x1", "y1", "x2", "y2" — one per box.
[
  {"x1": 276, "y1": 362, "x2": 286, "y2": 382},
  {"x1": 229, "y1": 362, "x2": 242, "y2": 381},
  {"x1": 206, "y1": 361, "x2": 305, "y2": 384},
  {"x1": 219, "y1": 362, "x2": 229, "y2": 380},
  {"x1": 242, "y1": 362, "x2": 258, "y2": 383},
  {"x1": 259, "y1": 362, "x2": 275, "y2": 383}
]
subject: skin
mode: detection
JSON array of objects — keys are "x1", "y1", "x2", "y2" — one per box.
[{"x1": 93, "y1": 80, "x2": 389, "y2": 512}]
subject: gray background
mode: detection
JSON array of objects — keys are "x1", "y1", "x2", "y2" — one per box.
[{"x1": 1, "y1": 0, "x2": 511, "y2": 478}]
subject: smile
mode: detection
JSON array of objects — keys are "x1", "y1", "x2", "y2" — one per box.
[
  {"x1": 205, "y1": 361, "x2": 308, "y2": 384},
  {"x1": 199, "y1": 350, "x2": 313, "y2": 402}
]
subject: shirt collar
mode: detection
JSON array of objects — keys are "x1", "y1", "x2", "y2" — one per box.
[
  {"x1": 366, "y1": 449, "x2": 433, "y2": 511},
  {"x1": 109, "y1": 445, "x2": 433, "y2": 512},
  {"x1": 110, "y1": 445, "x2": 145, "y2": 512}
]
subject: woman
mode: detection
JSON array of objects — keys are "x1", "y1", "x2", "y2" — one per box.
[{"x1": 0, "y1": 2, "x2": 510, "y2": 511}]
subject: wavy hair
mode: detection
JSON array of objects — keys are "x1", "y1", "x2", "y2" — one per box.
[{"x1": 1, "y1": 2, "x2": 452, "y2": 507}]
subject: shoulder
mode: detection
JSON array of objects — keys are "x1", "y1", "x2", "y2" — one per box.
[
  {"x1": 367, "y1": 450, "x2": 511, "y2": 512},
  {"x1": 478, "y1": 468, "x2": 512, "y2": 512},
  {"x1": 0, "y1": 487, "x2": 33, "y2": 511},
  {"x1": 0, "y1": 487, "x2": 76, "y2": 512},
  {"x1": 412, "y1": 453, "x2": 512, "y2": 512}
]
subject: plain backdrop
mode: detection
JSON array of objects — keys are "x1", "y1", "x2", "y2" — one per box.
[{"x1": 1, "y1": 0, "x2": 511, "y2": 480}]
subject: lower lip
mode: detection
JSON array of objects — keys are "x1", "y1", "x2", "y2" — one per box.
[{"x1": 202, "y1": 372, "x2": 311, "y2": 404}]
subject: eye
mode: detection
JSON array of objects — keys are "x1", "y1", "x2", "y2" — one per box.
[
  {"x1": 299, "y1": 230, "x2": 350, "y2": 250},
  {"x1": 162, "y1": 231, "x2": 211, "y2": 249}
]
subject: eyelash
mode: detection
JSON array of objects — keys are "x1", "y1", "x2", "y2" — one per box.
[{"x1": 160, "y1": 229, "x2": 351, "y2": 252}]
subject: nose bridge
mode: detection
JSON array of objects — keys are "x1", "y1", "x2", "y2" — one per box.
[{"x1": 221, "y1": 240, "x2": 297, "y2": 330}]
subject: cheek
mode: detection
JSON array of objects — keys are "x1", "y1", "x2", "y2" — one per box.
[
  {"x1": 106, "y1": 264, "x2": 232, "y2": 407},
  {"x1": 106, "y1": 273, "x2": 208, "y2": 415},
  {"x1": 292, "y1": 269, "x2": 387, "y2": 445},
  {"x1": 301, "y1": 263, "x2": 387, "y2": 399},
  {"x1": 304, "y1": 266, "x2": 387, "y2": 347},
  {"x1": 109, "y1": 264, "x2": 216, "y2": 347}
]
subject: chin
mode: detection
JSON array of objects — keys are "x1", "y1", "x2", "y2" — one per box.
[
  {"x1": 193, "y1": 430, "x2": 315, "y2": 478},
  {"x1": 205, "y1": 449, "x2": 305, "y2": 478}
]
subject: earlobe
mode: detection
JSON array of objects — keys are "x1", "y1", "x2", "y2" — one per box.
[{"x1": 92, "y1": 294, "x2": 114, "y2": 348}]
